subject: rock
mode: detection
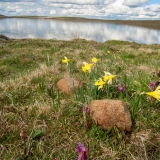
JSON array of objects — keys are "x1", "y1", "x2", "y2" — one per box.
[
  {"x1": 89, "y1": 99, "x2": 132, "y2": 132},
  {"x1": 57, "y1": 77, "x2": 83, "y2": 94}
]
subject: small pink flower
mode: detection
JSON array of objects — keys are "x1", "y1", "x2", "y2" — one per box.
[
  {"x1": 150, "y1": 82, "x2": 157, "y2": 91},
  {"x1": 76, "y1": 142, "x2": 88, "y2": 160},
  {"x1": 83, "y1": 106, "x2": 89, "y2": 113},
  {"x1": 116, "y1": 84, "x2": 125, "y2": 92},
  {"x1": 47, "y1": 84, "x2": 52, "y2": 90}
]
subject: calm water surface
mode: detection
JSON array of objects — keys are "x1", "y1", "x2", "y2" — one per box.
[{"x1": 0, "y1": 18, "x2": 160, "y2": 44}]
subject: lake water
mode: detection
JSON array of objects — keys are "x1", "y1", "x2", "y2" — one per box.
[{"x1": 0, "y1": 18, "x2": 160, "y2": 44}]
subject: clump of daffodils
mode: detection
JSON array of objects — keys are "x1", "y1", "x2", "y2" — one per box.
[
  {"x1": 103, "y1": 71, "x2": 116, "y2": 84},
  {"x1": 82, "y1": 57, "x2": 99, "y2": 73},
  {"x1": 94, "y1": 71, "x2": 116, "y2": 90}
]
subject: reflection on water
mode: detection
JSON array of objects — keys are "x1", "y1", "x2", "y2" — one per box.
[{"x1": 0, "y1": 18, "x2": 160, "y2": 44}]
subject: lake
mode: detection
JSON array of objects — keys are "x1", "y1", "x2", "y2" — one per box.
[{"x1": 0, "y1": 18, "x2": 160, "y2": 44}]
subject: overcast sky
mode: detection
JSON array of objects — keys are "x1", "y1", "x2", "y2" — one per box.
[{"x1": 0, "y1": 0, "x2": 160, "y2": 19}]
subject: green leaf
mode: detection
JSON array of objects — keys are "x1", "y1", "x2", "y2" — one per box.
[{"x1": 33, "y1": 129, "x2": 43, "y2": 139}]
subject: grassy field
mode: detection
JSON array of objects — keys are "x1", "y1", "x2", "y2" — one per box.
[{"x1": 0, "y1": 38, "x2": 160, "y2": 160}]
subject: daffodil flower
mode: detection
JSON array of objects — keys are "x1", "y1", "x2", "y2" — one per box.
[
  {"x1": 94, "y1": 78, "x2": 106, "y2": 90},
  {"x1": 82, "y1": 62, "x2": 93, "y2": 73},
  {"x1": 103, "y1": 71, "x2": 116, "y2": 84},
  {"x1": 62, "y1": 56, "x2": 70, "y2": 65},
  {"x1": 91, "y1": 57, "x2": 98, "y2": 63},
  {"x1": 145, "y1": 85, "x2": 160, "y2": 101}
]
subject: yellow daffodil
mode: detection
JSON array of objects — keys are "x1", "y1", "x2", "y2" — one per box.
[
  {"x1": 62, "y1": 56, "x2": 70, "y2": 65},
  {"x1": 94, "y1": 78, "x2": 106, "y2": 90},
  {"x1": 82, "y1": 62, "x2": 93, "y2": 73},
  {"x1": 103, "y1": 71, "x2": 116, "y2": 84},
  {"x1": 91, "y1": 57, "x2": 98, "y2": 63},
  {"x1": 146, "y1": 85, "x2": 160, "y2": 101}
]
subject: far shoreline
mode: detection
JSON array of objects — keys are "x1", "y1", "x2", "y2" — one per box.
[{"x1": 1, "y1": 15, "x2": 160, "y2": 30}]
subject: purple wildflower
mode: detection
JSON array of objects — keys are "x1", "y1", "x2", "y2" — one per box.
[
  {"x1": 47, "y1": 84, "x2": 52, "y2": 90},
  {"x1": 76, "y1": 142, "x2": 88, "y2": 160},
  {"x1": 116, "y1": 84, "x2": 125, "y2": 92},
  {"x1": 83, "y1": 106, "x2": 89, "y2": 113},
  {"x1": 150, "y1": 82, "x2": 157, "y2": 91}
]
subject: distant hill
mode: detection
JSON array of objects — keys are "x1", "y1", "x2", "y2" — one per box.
[{"x1": 0, "y1": 14, "x2": 7, "y2": 18}]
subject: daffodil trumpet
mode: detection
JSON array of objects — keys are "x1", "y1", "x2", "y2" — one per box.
[
  {"x1": 82, "y1": 62, "x2": 93, "y2": 73},
  {"x1": 145, "y1": 85, "x2": 160, "y2": 101},
  {"x1": 62, "y1": 56, "x2": 70, "y2": 65},
  {"x1": 103, "y1": 71, "x2": 116, "y2": 84},
  {"x1": 94, "y1": 78, "x2": 106, "y2": 90},
  {"x1": 91, "y1": 57, "x2": 98, "y2": 63}
]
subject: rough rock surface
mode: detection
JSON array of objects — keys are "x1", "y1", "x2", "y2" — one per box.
[
  {"x1": 57, "y1": 77, "x2": 82, "y2": 94},
  {"x1": 89, "y1": 99, "x2": 132, "y2": 132}
]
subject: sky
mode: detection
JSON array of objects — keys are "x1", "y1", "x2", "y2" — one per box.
[{"x1": 0, "y1": 0, "x2": 160, "y2": 20}]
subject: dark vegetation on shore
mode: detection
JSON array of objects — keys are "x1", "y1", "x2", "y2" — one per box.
[{"x1": 0, "y1": 14, "x2": 6, "y2": 18}]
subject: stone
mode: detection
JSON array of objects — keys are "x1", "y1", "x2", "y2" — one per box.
[
  {"x1": 89, "y1": 99, "x2": 132, "y2": 132},
  {"x1": 57, "y1": 77, "x2": 83, "y2": 94}
]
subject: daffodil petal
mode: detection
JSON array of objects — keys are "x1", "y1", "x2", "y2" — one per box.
[
  {"x1": 82, "y1": 62, "x2": 93, "y2": 73},
  {"x1": 104, "y1": 71, "x2": 111, "y2": 76},
  {"x1": 146, "y1": 85, "x2": 160, "y2": 101}
]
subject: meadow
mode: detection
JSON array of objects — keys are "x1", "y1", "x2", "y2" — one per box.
[{"x1": 0, "y1": 38, "x2": 160, "y2": 160}]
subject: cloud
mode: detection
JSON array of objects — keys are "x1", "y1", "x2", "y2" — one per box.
[
  {"x1": 104, "y1": 0, "x2": 115, "y2": 5},
  {"x1": 43, "y1": 0, "x2": 107, "y2": 5},
  {"x1": 0, "y1": 0, "x2": 37, "y2": 2},
  {"x1": 144, "y1": 4, "x2": 160, "y2": 12},
  {"x1": 0, "y1": 0, "x2": 160, "y2": 20},
  {"x1": 122, "y1": 0, "x2": 148, "y2": 7},
  {"x1": 0, "y1": 2, "x2": 43, "y2": 16}
]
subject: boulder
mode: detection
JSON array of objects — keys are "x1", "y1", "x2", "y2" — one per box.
[
  {"x1": 57, "y1": 77, "x2": 83, "y2": 94},
  {"x1": 89, "y1": 99, "x2": 132, "y2": 132}
]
